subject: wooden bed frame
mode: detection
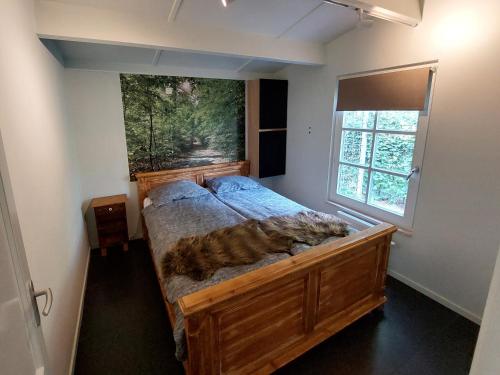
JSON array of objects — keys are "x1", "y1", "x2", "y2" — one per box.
[{"x1": 136, "y1": 161, "x2": 396, "y2": 374}]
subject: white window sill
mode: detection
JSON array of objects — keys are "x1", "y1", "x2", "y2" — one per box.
[{"x1": 326, "y1": 200, "x2": 414, "y2": 237}]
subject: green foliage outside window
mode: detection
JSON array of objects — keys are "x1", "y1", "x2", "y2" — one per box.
[
  {"x1": 337, "y1": 110, "x2": 418, "y2": 215},
  {"x1": 373, "y1": 134, "x2": 415, "y2": 174}
]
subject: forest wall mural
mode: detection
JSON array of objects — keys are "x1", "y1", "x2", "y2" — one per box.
[{"x1": 120, "y1": 74, "x2": 245, "y2": 180}]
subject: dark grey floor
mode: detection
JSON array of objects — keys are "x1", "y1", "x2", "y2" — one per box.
[{"x1": 75, "y1": 240, "x2": 479, "y2": 375}]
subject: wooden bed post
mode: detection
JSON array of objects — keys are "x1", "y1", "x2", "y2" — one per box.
[{"x1": 184, "y1": 312, "x2": 215, "y2": 375}]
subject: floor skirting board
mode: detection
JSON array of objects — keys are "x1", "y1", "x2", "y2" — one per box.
[
  {"x1": 69, "y1": 247, "x2": 91, "y2": 375},
  {"x1": 388, "y1": 269, "x2": 482, "y2": 325}
]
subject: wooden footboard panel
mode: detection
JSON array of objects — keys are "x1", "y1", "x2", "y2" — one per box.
[{"x1": 178, "y1": 223, "x2": 396, "y2": 374}]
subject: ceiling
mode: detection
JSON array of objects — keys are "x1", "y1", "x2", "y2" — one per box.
[
  {"x1": 41, "y1": 0, "x2": 360, "y2": 74},
  {"x1": 46, "y1": 0, "x2": 358, "y2": 43}
]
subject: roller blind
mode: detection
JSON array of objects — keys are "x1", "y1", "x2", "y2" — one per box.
[{"x1": 336, "y1": 67, "x2": 431, "y2": 111}]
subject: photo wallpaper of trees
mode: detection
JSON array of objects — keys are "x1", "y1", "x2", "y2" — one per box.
[{"x1": 120, "y1": 74, "x2": 245, "y2": 180}]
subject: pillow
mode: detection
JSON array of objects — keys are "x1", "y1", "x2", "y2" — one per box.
[
  {"x1": 206, "y1": 175, "x2": 261, "y2": 194},
  {"x1": 148, "y1": 180, "x2": 209, "y2": 207}
]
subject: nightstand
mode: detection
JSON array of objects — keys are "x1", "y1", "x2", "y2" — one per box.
[{"x1": 91, "y1": 194, "x2": 129, "y2": 256}]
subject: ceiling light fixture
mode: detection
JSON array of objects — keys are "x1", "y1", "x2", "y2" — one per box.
[
  {"x1": 356, "y1": 8, "x2": 374, "y2": 28},
  {"x1": 323, "y1": 0, "x2": 419, "y2": 27},
  {"x1": 221, "y1": 0, "x2": 234, "y2": 7}
]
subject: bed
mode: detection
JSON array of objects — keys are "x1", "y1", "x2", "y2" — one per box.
[
  {"x1": 136, "y1": 161, "x2": 396, "y2": 374},
  {"x1": 142, "y1": 191, "x2": 292, "y2": 361}
]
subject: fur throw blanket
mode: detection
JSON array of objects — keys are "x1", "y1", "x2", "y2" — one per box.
[{"x1": 161, "y1": 211, "x2": 349, "y2": 281}]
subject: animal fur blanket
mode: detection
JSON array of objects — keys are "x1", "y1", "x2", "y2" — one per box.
[{"x1": 161, "y1": 211, "x2": 349, "y2": 281}]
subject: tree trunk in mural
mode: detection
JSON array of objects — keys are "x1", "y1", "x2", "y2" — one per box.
[
  {"x1": 148, "y1": 111, "x2": 154, "y2": 171},
  {"x1": 120, "y1": 74, "x2": 245, "y2": 180}
]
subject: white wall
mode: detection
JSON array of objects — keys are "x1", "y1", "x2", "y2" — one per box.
[
  {"x1": 64, "y1": 68, "x2": 274, "y2": 248},
  {"x1": 273, "y1": 0, "x2": 500, "y2": 321},
  {"x1": 470, "y1": 245, "x2": 500, "y2": 374},
  {"x1": 64, "y1": 70, "x2": 139, "y2": 248},
  {"x1": 0, "y1": 1, "x2": 89, "y2": 374}
]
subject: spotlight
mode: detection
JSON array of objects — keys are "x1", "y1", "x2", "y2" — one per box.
[
  {"x1": 356, "y1": 9, "x2": 374, "y2": 28},
  {"x1": 221, "y1": 0, "x2": 234, "y2": 7}
]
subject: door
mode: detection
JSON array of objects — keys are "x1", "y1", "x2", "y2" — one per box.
[{"x1": 0, "y1": 132, "x2": 49, "y2": 375}]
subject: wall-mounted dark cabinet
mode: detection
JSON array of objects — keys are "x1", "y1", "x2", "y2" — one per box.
[
  {"x1": 248, "y1": 79, "x2": 288, "y2": 178},
  {"x1": 259, "y1": 79, "x2": 288, "y2": 129},
  {"x1": 259, "y1": 130, "x2": 287, "y2": 178}
]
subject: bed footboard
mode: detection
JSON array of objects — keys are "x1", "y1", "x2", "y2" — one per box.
[{"x1": 178, "y1": 223, "x2": 397, "y2": 374}]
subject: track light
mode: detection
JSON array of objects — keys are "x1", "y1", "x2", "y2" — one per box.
[
  {"x1": 323, "y1": 0, "x2": 419, "y2": 27},
  {"x1": 356, "y1": 8, "x2": 374, "y2": 28},
  {"x1": 221, "y1": 0, "x2": 234, "y2": 7}
]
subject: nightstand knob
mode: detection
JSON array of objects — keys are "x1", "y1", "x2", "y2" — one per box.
[{"x1": 108, "y1": 207, "x2": 112, "y2": 212}]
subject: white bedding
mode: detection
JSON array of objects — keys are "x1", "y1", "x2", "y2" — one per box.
[{"x1": 143, "y1": 197, "x2": 152, "y2": 208}]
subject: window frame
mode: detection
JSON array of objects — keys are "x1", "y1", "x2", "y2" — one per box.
[{"x1": 327, "y1": 68, "x2": 436, "y2": 230}]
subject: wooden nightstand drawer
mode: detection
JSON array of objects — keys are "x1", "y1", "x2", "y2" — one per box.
[
  {"x1": 91, "y1": 194, "x2": 128, "y2": 256},
  {"x1": 95, "y1": 203, "x2": 125, "y2": 223},
  {"x1": 97, "y1": 219, "x2": 127, "y2": 235}
]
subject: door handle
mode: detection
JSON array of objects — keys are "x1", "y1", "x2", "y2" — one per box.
[
  {"x1": 34, "y1": 288, "x2": 53, "y2": 317},
  {"x1": 29, "y1": 281, "x2": 53, "y2": 326}
]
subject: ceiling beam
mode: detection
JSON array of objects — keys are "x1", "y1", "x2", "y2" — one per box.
[
  {"x1": 152, "y1": 49, "x2": 162, "y2": 65},
  {"x1": 277, "y1": 3, "x2": 324, "y2": 39},
  {"x1": 35, "y1": 1, "x2": 325, "y2": 65},
  {"x1": 236, "y1": 59, "x2": 253, "y2": 72},
  {"x1": 168, "y1": 0, "x2": 183, "y2": 23},
  {"x1": 64, "y1": 59, "x2": 277, "y2": 80}
]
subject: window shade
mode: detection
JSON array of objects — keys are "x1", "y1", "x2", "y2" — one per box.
[{"x1": 336, "y1": 67, "x2": 431, "y2": 111}]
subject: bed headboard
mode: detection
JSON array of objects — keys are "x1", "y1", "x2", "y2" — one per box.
[{"x1": 135, "y1": 161, "x2": 250, "y2": 209}]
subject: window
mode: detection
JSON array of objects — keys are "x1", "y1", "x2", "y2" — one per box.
[{"x1": 329, "y1": 68, "x2": 435, "y2": 229}]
